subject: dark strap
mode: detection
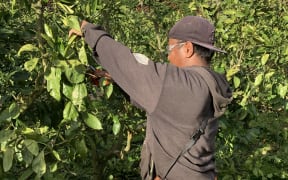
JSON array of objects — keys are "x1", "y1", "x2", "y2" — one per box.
[
  {"x1": 163, "y1": 67, "x2": 229, "y2": 179},
  {"x1": 162, "y1": 121, "x2": 207, "y2": 179}
]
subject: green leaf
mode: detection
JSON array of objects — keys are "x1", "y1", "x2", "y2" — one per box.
[
  {"x1": 24, "y1": 58, "x2": 39, "y2": 72},
  {"x1": 3, "y1": 147, "x2": 14, "y2": 172},
  {"x1": 226, "y1": 65, "x2": 240, "y2": 81},
  {"x1": 112, "y1": 116, "x2": 121, "y2": 135},
  {"x1": 83, "y1": 113, "x2": 102, "y2": 130},
  {"x1": 63, "y1": 83, "x2": 74, "y2": 100},
  {"x1": 105, "y1": 83, "x2": 113, "y2": 98},
  {"x1": 72, "y1": 83, "x2": 87, "y2": 105},
  {"x1": 261, "y1": 54, "x2": 269, "y2": 65},
  {"x1": 45, "y1": 67, "x2": 62, "y2": 101},
  {"x1": 17, "y1": 44, "x2": 39, "y2": 56},
  {"x1": 22, "y1": 128, "x2": 35, "y2": 135},
  {"x1": 1, "y1": 102, "x2": 21, "y2": 121},
  {"x1": 240, "y1": 91, "x2": 251, "y2": 106},
  {"x1": 238, "y1": 109, "x2": 248, "y2": 121},
  {"x1": 63, "y1": 101, "x2": 79, "y2": 120},
  {"x1": 22, "y1": 148, "x2": 34, "y2": 166},
  {"x1": 264, "y1": 71, "x2": 275, "y2": 81},
  {"x1": 11, "y1": 103, "x2": 20, "y2": 119},
  {"x1": 24, "y1": 139, "x2": 39, "y2": 156},
  {"x1": 65, "y1": 66, "x2": 85, "y2": 84},
  {"x1": 233, "y1": 76, "x2": 241, "y2": 88},
  {"x1": 254, "y1": 73, "x2": 263, "y2": 87},
  {"x1": 50, "y1": 162, "x2": 58, "y2": 173},
  {"x1": 0, "y1": 130, "x2": 15, "y2": 143},
  {"x1": 11, "y1": 0, "x2": 16, "y2": 12},
  {"x1": 52, "y1": 150, "x2": 61, "y2": 161},
  {"x1": 44, "y1": 23, "x2": 54, "y2": 40},
  {"x1": 63, "y1": 15, "x2": 80, "y2": 31},
  {"x1": 18, "y1": 168, "x2": 34, "y2": 180},
  {"x1": 283, "y1": 16, "x2": 288, "y2": 23},
  {"x1": 32, "y1": 150, "x2": 46, "y2": 176},
  {"x1": 76, "y1": 138, "x2": 88, "y2": 158},
  {"x1": 57, "y1": 2, "x2": 74, "y2": 14},
  {"x1": 0, "y1": 108, "x2": 11, "y2": 123},
  {"x1": 41, "y1": 33, "x2": 55, "y2": 47},
  {"x1": 79, "y1": 45, "x2": 88, "y2": 65},
  {"x1": 54, "y1": 59, "x2": 82, "y2": 70},
  {"x1": 278, "y1": 84, "x2": 287, "y2": 99},
  {"x1": 64, "y1": 36, "x2": 78, "y2": 57}
]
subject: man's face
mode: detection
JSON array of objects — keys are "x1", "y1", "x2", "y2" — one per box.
[{"x1": 167, "y1": 38, "x2": 186, "y2": 67}]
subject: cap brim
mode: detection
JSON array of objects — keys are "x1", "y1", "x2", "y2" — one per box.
[{"x1": 192, "y1": 41, "x2": 226, "y2": 53}]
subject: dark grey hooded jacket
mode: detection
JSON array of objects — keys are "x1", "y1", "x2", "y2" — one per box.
[{"x1": 82, "y1": 23, "x2": 232, "y2": 180}]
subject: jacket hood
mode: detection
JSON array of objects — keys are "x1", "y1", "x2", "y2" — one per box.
[{"x1": 207, "y1": 69, "x2": 232, "y2": 118}]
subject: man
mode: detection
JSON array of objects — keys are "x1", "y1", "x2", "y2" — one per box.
[{"x1": 70, "y1": 16, "x2": 232, "y2": 180}]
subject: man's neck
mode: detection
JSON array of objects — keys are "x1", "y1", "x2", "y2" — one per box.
[{"x1": 182, "y1": 56, "x2": 209, "y2": 67}]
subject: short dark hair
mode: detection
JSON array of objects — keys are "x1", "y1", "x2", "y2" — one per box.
[{"x1": 193, "y1": 44, "x2": 214, "y2": 62}]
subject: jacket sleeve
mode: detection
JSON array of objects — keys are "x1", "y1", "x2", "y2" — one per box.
[{"x1": 82, "y1": 23, "x2": 166, "y2": 113}]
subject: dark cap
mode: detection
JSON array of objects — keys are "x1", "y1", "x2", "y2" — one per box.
[{"x1": 168, "y1": 16, "x2": 226, "y2": 53}]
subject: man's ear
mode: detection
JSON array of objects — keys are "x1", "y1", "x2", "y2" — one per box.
[{"x1": 185, "y1": 42, "x2": 194, "y2": 58}]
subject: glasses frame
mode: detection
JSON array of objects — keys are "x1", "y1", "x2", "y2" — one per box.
[{"x1": 166, "y1": 41, "x2": 186, "y2": 54}]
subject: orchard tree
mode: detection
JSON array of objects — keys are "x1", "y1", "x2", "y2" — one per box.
[{"x1": 0, "y1": 0, "x2": 287, "y2": 179}]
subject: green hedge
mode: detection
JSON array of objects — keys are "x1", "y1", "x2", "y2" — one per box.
[{"x1": 0, "y1": 0, "x2": 287, "y2": 179}]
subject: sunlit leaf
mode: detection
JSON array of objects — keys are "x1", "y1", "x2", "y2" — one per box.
[
  {"x1": 54, "y1": 59, "x2": 82, "y2": 70},
  {"x1": 254, "y1": 73, "x2": 263, "y2": 87},
  {"x1": 64, "y1": 35, "x2": 78, "y2": 57},
  {"x1": 17, "y1": 44, "x2": 39, "y2": 56},
  {"x1": 63, "y1": 15, "x2": 80, "y2": 31},
  {"x1": 264, "y1": 71, "x2": 275, "y2": 81},
  {"x1": 45, "y1": 67, "x2": 62, "y2": 101},
  {"x1": 278, "y1": 84, "x2": 287, "y2": 99},
  {"x1": 44, "y1": 23, "x2": 54, "y2": 39},
  {"x1": 41, "y1": 34, "x2": 55, "y2": 47},
  {"x1": 105, "y1": 83, "x2": 113, "y2": 98},
  {"x1": 233, "y1": 76, "x2": 241, "y2": 88},
  {"x1": 65, "y1": 66, "x2": 85, "y2": 84},
  {"x1": 52, "y1": 150, "x2": 61, "y2": 161},
  {"x1": 284, "y1": 16, "x2": 288, "y2": 22},
  {"x1": 63, "y1": 83, "x2": 74, "y2": 100},
  {"x1": 112, "y1": 116, "x2": 121, "y2": 135},
  {"x1": 79, "y1": 45, "x2": 88, "y2": 65},
  {"x1": 32, "y1": 150, "x2": 46, "y2": 176},
  {"x1": 226, "y1": 65, "x2": 240, "y2": 81},
  {"x1": 240, "y1": 91, "x2": 251, "y2": 106},
  {"x1": 83, "y1": 113, "x2": 102, "y2": 130},
  {"x1": 24, "y1": 58, "x2": 39, "y2": 72},
  {"x1": 37, "y1": 126, "x2": 49, "y2": 134},
  {"x1": 124, "y1": 131, "x2": 132, "y2": 152},
  {"x1": 72, "y1": 83, "x2": 87, "y2": 105},
  {"x1": 9, "y1": 104, "x2": 19, "y2": 119},
  {"x1": 3, "y1": 147, "x2": 14, "y2": 172},
  {"x1": 11, "y1": 0, "x2": 16, "y2": 12},
  {"x1": 50, "y1": 162, "x2": 58, "y2": 173},
  {"x1": 22, "y1": 128, "x2": 34, "y2": 135},
  {"x1": 63, "y1": 101, "x2": 79, "y2": 120},
  {"x1": 261, "y1": 54, "x2": 269, "y2": 65},
  {"x1": 57, "y1": 2, "x2": 74, "y2": 14}
]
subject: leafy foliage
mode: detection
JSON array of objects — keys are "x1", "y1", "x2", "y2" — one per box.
[{"x1": 0, "y1": 0, "x2": 287, "y2": 179}]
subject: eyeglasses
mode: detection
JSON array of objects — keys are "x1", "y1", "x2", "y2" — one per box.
[{"x1": 166, "y1": 42, "x2": 186, "y2": 54}]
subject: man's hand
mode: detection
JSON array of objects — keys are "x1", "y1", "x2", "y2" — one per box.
[{"x1": 68, "y1": 20, "x2": 89, "y2": 37}]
